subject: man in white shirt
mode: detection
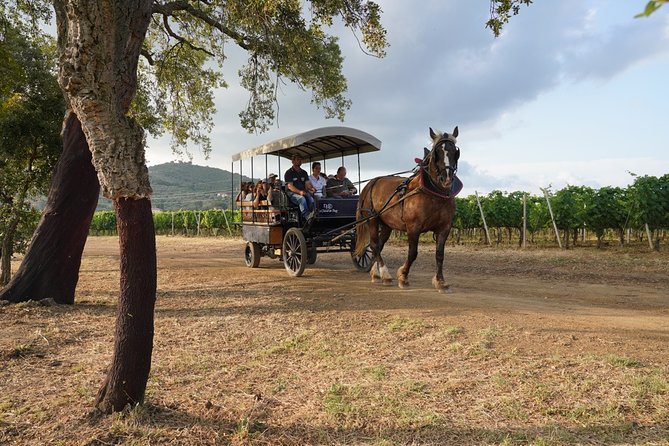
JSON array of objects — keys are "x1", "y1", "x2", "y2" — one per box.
[{"x1": 308, "y1": 161, "x2": 328, "y2": 199}]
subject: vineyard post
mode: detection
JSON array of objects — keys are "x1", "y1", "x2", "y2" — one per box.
[
  {"x1": 644, "y1": 223, "x2": 654, "y2": 250},
  {"x1": 541, "y1": 187, "x2": 563, "y2": 249},
  {"x1": 522, "y1": 193, "x2": 527, "y2": 249},
  {"x1": 170, "y1": 212, "x2": 175, "y2": 236},
  {"x1": 222, "y1": 209, "x2": 232, "y2": 236},
  {"x1": 231, "y1": 162, "x2": 235, "y2": 213},
  {"x1": 475, "y1": 191, "x2": 491, "y2": 245},
  {"x1": 195, "y1": 211, "x2": 201, "y2": 236}
]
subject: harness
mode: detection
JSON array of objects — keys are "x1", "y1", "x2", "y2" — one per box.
[{"x1": 327, "y1": 136, "x2": 461, "y2": 242}]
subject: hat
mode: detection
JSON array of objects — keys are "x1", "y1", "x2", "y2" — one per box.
[{"x1": 268, "y1": 173, "x2": 277, "y2": 178}]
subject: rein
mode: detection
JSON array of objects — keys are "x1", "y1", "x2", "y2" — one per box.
[{"x1": 418, "y1": 166, "x2": 454, "y2": 199}]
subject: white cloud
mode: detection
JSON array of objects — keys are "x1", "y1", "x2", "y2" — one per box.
[{"x1": 145, "y1": 1, "x2": 669, "y2": 196}]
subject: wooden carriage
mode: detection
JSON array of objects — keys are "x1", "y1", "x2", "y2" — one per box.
[{"x1": 231, "y1": 127, "x2": 380, "y2": 276}]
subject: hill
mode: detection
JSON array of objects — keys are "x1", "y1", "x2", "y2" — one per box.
[{"x1": 97, "y1": 162, "x2": 252, "y2": 211}]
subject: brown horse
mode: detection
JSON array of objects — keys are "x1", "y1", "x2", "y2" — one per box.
[{"x1": 354, "y1": 127, "x2": 460, "y2": 293}]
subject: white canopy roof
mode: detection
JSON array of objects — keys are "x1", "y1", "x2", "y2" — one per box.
[{"x1": 231, "y1": 126, "x2": 382, "y2": 162}]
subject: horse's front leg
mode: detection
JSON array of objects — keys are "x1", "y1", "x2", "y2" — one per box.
[
  {"x1": 432, "y1": 229, "x2": 452, "y2": 293},
  {"x1": 397, "y1": 229, "x2": 420, "y2": 288}
]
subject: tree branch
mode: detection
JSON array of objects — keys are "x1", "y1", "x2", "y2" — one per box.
[
  {"x1": 140, "y1": 48, "x2": 155, "y2": 65},
  {"x1": 152, "y1": 1, "x2": 252, "y2": 50},
  {"x1": 161, "y1": 14, "x2": 214, "y2": 57}
]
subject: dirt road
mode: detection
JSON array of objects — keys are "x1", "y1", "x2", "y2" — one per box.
[{"x1": 114, "y1": 236, "x2": 669, "y2": 363}]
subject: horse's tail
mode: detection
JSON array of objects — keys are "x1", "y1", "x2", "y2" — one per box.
[{"x1": 354, "y1": 179, "x2": 376, "y2": 257}]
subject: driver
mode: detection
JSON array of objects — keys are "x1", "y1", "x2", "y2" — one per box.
[
  {"x1": 284, "y1": 154, "x2": 316, "y2": 220},
  {"x1": 326, "y1": 166, "x2": 357, "y2": 198}
]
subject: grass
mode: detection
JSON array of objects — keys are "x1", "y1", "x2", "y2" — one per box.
[{"x1": 1, "y1": 236, "x2": 668, "y2": 445}]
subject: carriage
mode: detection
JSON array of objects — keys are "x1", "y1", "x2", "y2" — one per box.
[{"x1": 231, "y1": 127, "x2": 380, "y2": 277}]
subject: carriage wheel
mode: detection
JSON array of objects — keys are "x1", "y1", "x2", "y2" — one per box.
[
  {"x1": 283, "y1": 228, "x2": 307, "y2": 277},
  {"x1": 244, "y1": 241, "x2": 261, "y2": 268},
  {"x1": 351, "y1": 244, "x2": 374, "y2": 272}
]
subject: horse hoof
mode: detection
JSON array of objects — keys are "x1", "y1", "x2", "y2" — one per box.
[
  {"x1": 371, "y1": 277, "x2": 381, "y2": 284},
  {"x1": 437, "y1": 286, "x2": 452, "y2": 294},
  {"x1": 382, "y1": 279, "x2": 393, "y2": 286},
  {"x1": 398, "y1": 281, "x2": 409, "y2": 289}
]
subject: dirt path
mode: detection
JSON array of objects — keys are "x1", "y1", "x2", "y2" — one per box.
[{"x1": 95, "y1": 236, "x2": 669, "y2": 363}]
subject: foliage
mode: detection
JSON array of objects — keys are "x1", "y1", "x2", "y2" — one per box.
[
  {"x1": 635, "y1": 1, "x2": 669, "y2": 17},
  {"x1": 0, "y1": 22, "x2": 64, "y2": 281},
  {"x1": 584, "y1": 187, "x2": 629, "y2": 243},
  {"x1": 550, "y1": 186, "x2": 591, "y2": 232},
  {"x1": 126, "y1": 0, "x2": 387, "y2": 158},
  {"x1": 482, "y1": 190, "x2": 523, "y2": 230},
  {"x1": 6, "y1": 1, "x2": 388, "y2": 160},
  {"x1": 487, "y1": 1, "x2": 666, "y2": 36},
  {"x1": 453, "y1": 196, "x2": 480, "y2": 230},
  {"x1": 486, "y1": 0, "x2": 533, "y2": 37},
  {"x1": 628, "y1": 175, "x2": 669, "y2": 231},
  {"x1": 90, "y1": 209, "x2": 241, "y2": 236}
]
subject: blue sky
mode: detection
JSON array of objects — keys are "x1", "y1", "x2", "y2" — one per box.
[{"x1": 145, "y1": 1, "x2": 669, "y2": 196}]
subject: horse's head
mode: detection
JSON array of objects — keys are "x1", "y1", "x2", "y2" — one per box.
[{"x1": 424, "y1": 126, "x2": 460, "y2": 190}]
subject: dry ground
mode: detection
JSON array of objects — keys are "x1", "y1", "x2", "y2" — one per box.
[{"x1": 1, "y1": 236, "x2": 668, "y2": 445}]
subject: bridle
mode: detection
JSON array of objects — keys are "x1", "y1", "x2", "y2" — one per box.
[{"x1": 424, "y1": 137, "x2": 460, "y2": 182}]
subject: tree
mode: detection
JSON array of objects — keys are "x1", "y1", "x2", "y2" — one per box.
[
  {"x1": 2, "y1": 0, "x2": 388, "y2": 414},
  {"x1": 0, "y1": 23, "x2": 64, "y2": 285}
]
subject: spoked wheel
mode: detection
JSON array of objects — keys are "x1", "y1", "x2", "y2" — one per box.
[
  {"x1": 283, "y1": 227, "x2": 307, "y2": 277},
  {"x1": 244, "y1": 241, "x2": 261, "y2": 268},
  {"x1": 351, "y1": 244, "x2": 374, "y2": 272}
]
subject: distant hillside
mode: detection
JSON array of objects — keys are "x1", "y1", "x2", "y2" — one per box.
[{"x1": 97, "y1": 162, "x2": 252, "y2": 211}]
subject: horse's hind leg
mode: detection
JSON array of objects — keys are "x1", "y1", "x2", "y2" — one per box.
[
  {"x1": 432, "y1": 229, "x2": 452, "y2": 293},
  {"x1": 376, "y1": 224, "x2": 393, "y2": 285},
  {"x1": 397, "y1": 229, "x2": 420, "y2": 288},
  {"x1": 368, "y1": 219, "x2": 383, "y2": 283}
]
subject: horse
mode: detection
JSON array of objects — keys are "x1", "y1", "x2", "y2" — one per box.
[{"x1": 353, "y1": 126, "x2": 460, "y2": 293}]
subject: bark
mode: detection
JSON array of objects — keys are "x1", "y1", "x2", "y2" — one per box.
[
  {"x1": 0, "y1": 113, "x2": 99, "y2": 303},
  {"x1": 95, "y1": 197, "x2": 156, "y2": 413},
  {"x1": 54, "y1": 0, "x2": 156, "y2": 413},
  {"x1": 56, "y1": 0, "x2": 153, "y2": 200},
  {"x1": 1, "y1": 238, "x2": 12, "y2": 286}
]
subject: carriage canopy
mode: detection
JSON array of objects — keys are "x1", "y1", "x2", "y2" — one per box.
[{"x1": 231, "y1": 126, "x2": 382, "y2": 162}]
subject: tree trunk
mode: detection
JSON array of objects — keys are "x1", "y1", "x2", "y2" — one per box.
[
  {"x1": 0, "y1": 113, "x2": 99, "y2": 303},
  {"x1": 54, "y1": 0, "x2": 155, "y2": 413},
  {"x1": 95, "y1": 197, "x2": 156, "y2": 413},
  {"x1": 1, "y1": 238, "x2": 12, "y2": 286}
]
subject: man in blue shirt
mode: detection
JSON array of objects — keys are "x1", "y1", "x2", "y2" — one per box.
[{"x1": 284, "y1": 154, "x2": 316, "y2": 220}]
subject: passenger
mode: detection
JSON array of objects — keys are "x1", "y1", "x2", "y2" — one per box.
[
  {"x1": 262, "y1": 174, "x2": 277, "y2": 205},
  {"x1": 243, "y1": 182, "x2": 255, "y2": 201},
  {"x1": 235, "y1": 181, "x2": 253, "y2": 203},
  {"x1": 252, "y1": 180, "x2": 268, "y2": 207},
  {"x1": 326, "y1": 166, "x2": 357, "y2": 198},
  {"x1": 265, "y1": 173, "x2": 278, "y2": 194},
  {"x1": 284, "y1": 154, "x2": 316, "y2": 220},
  {"x1": 309, "y1": 161, "x2": 328, "y2": 199}
]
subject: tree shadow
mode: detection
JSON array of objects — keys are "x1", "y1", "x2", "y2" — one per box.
[{"x1": 83, "y1": 402, "x2": 669, "y2": 445}]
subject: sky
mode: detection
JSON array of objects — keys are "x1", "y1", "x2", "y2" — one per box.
[{"x1": 145, "y1": 1, "x2": 669, "y2": 196}]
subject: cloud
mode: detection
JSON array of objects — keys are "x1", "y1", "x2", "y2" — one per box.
[{"x1": 145, "y1": 1, "x2": 669, "y2": 196}]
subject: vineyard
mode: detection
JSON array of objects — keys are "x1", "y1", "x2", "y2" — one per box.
[{"x1": 89, "y1": 174, "x2": 669, "y2": 249}]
